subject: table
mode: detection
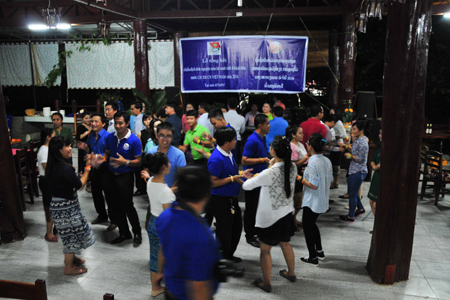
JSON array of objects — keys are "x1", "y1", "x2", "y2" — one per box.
[
  {"x1": 24, "y1": 116, "x2": 74, "y2": 124},
  {"x1": 422, "y1": 130, "x2": 450, "y2": 153}
]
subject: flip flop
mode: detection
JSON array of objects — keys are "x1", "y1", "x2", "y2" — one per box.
[
  {"x1": 279, "y1": 269, "x2": 297, "y2": 282},
  {"x1": 251, "y1": 278, "x2": 271, "y2": 293},
  {"x1": 44, "y1": 234, "x2": 58, "y2": 242},
  {"x1": 330, "y1": 184, "x2": 339, "y2": 189},
  {"x1": 64, "y1": 266, "x2": 87, "y2": 275},
  {"x1": 73, "y1": 257, "x2": 86, "y2": 266},
  {"x1": 339, "y1": 194, "x2": 349, "y2": 199},
  {"x1": 151, "y1": 287, "x2": 165, "y2": 297}
]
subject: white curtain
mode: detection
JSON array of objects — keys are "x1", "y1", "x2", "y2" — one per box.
[
  {"x1": 31, "y1": 43, "x2": 60, "y2": 86},
  {"x1": 149, "y1": 40, "x2": 174, "y2": 89},
  {"x1": 0, "y1": 44, "x2": 32, "y2": 86}
]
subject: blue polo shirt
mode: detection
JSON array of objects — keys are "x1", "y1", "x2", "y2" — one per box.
[
  {"x1": 86, "y1": 129, "x2": 110, "y2": 155},
  {"x1": 242, "y1": 131, "x2": 268, "y2": 174},
  {"x1": 266, "y1": 117, "x2": 289, "y2": 151},
  {"x1": 147, "y1": 145, "x2": 186, "y2": 188},
  {"x1": 156, "y1": 202, "x2": 220, "y2": 300},
  {"x1": 105, "y1": 129, "x2": 142, "y2": 173},
  {"x1": 208, "y1": 146, "x2": 240, "y2": 197}
]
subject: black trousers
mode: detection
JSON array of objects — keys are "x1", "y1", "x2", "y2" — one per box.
[
  {"x1": 90, "y1": 165, "x2": 113, "y2": 221},
  {"x1": 302, "y1": 207, "x2": 322, "y2": 259},
  {"x1": 210, "y1": 195, "x2": 242, "y2": 259},
  {"x1": 134, "y1": 164, "x2": 146, "y2": 194},
  {"x1": 244, "y1": 188, "x2": 260, "y2": 240},
  {"x1": 107, "y1": 171, "x2": 141, "y2": 236}
]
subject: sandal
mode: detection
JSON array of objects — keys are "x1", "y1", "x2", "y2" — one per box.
[
  {"x1": 339, "y1": 194, "x2": 349, "y2": 199},
  {"x1": 279, "y1": 269, "x2": 297, "y2": 282},
  {"x1": 64, "y1": 266, "x2": 87, "y2": 275},
  {"x1": 44, "y1": 234, "x2": 58, "y2": 242},
  {"x1": 73, "y1": 257, "x2": 86, "y2": 266},
  {"x1": 330, "y1": 184, "x2": 339, "y2": 189},
  {"x1": 251, "y1": 278, "x2": 271, "y2": 293},
  {"x1": 151, "y1": 287, "x2": 165, "y2": 297}
]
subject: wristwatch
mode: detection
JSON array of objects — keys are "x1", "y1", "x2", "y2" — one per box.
[{"x1": 126, "y1": 160, "x2": 130, "y2": 166}]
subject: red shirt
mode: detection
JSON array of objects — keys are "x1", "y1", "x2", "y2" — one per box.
[{"x1": 300, "y1": 118, "x2": 327, "y2": 147}]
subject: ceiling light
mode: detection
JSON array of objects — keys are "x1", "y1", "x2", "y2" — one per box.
[
  {"x1": 28, "y1": 24, "x2": 49, "y2": 30},
  {"x1": 444, "y1": 12, "x2": 450, "y2": 18},
  {"x1": 56, "y1": 23, "x2": 71, "y2": 29}
]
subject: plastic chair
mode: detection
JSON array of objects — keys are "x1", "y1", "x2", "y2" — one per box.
[
  {"x1": 420, "y1": 150, "x2": 450, "y2": 205},
  {"x1": 0, "y1": 279, "x2": 47, "y2": 300}
]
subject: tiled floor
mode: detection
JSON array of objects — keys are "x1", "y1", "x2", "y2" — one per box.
[{"x1": 1, "y1": 153, "x2": 450, "y2": 300}]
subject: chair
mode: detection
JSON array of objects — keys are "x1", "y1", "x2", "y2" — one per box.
[
  {"x1": 0, "y1": 279, "x2": 47, "y2": 300},
  {"x1": 13, "y1": 148, "x2": 34, "y2": 210},
  {"x1": 28, "y1": 141, "x2": 42, "y2": 197},
  {"x1": 103, "y1": 294, "x2": 114, "y2": 300},
  {"x1": 419, "y1": 144, "x2": 429, "y2": 181},
  {"x1": 420, "y1": 150, "x2": 450, "y2": 205}
]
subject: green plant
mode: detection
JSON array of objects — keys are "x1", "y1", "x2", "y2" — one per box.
[
  {"x1": 44, "y1": 50, "x2": 73, "y2": 88},
  {"x1": 133, "y1": 88, "x2": 167, "y2": 117}
]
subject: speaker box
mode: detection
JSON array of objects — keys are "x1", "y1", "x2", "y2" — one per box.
[{"x1": 354, "y1": 91, "x2": 375, "y2": 120}]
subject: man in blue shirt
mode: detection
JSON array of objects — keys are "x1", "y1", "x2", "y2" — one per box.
[
  {"x1": 146, "y1": 122, "x2": 186, "y2": 188},
  {"x1": 209, "y1": 108, "x2": 238, "y2": 160},
  {"x1": 265, "y1": 106, "x2": 289, "y2": 152},
  {"x1": 241, "y1": 114, "x2": 271, "y2": 248},
  {"x1": 104, "y1": 101, "x2": 117, "y2": 133},
  {"x1": 104, "y1": 111, "x2": 143, "y2": 245},
  {"x1": 86, "y1": 113, "x2": 117, "y2": 231},
  {"x1": 165, "y1": 102, "x2": 182, "y2": 147},
  {"x1": 156, "y1": 166, "x2": 221, "y2": 300},
  {"x1": 207, "y1": 127, "x2": 251, "y2": 262}
]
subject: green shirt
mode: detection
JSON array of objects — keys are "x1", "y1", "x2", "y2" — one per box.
[
  {"x1": 55, "y1": 126, "x2": 74, "y2": 146},
  {"x1": 184, "y1": 124, "x2": 211, "y2": 160}
]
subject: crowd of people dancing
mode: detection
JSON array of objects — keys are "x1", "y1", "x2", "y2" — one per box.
[{"x1": 36, "y1": 97, "x2": 379, "y2": 299}]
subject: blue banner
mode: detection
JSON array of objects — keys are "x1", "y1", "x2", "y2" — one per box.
[{"x1": 180, "y1": 35, "x2": 308, "y2": 94}]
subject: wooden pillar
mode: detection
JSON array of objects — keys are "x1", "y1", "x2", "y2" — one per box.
[
  {"x1": 0, "y1": 81, "x2": 25, "y2": 242},
  {"x1": 339, "y1": 14, "x2": 356, "y2": 110},
  {"x1": 366, "y1": 0, "x2": 433, "y2": 284},
  {"x1": 329, "y1": 28, "x2": 340, "y2": 108},
  {"x1": 134, "y1": 19, "x2": 150, "y2": 98},
  {"x1": 173, "y1": 32, "x2": 188, "y2": 88}
]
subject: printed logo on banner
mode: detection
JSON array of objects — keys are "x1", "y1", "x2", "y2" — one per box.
[
  {"x1": 208, "y1": 41, "x2": 222, "y2": 55},
  {"x1": 268, "y1": 41, "x2": 282, "y2": 54}
]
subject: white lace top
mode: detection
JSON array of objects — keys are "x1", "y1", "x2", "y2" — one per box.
[{"x1": 242, "y1": 162, "x2": 297, "y2": 228}]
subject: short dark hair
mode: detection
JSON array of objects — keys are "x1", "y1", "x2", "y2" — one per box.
[
  {"x1": 131, "y1": 101, "x2": 143, "y2": 112},
  {"x1": 309, "y1": 133, "x2": 326, "y2": 153},
  {"x1": 199, "y1": 102, "x2": 210, "y2": 112},
  {"x1": 323, "y1": 114, "x2": 337, "y2": 123},
  {"x1": 254, "y1": 114, "x2": 268, "y2": 129},
  {"x1": 142, "y1": 152, "x2": 169, "y2": 175},
  {"x1": 227, "y1": 98, "x2": 238, "y2": 109},
  {"x1": 51, "y1": 112, "x2": 63, "y2": 121},
  {"x1": 113, "y1": 111, "x2": 130, "y2": 123},
  {"x1": 330, "y1": 107, "x2": 343, "y2": 122},
  {"x1": 214, "y1": 127, "x2": 236, "y2": 146},
  {"x1": 186, "y1": 110, "x2": 199, "y2": 118},
  {"x1": 166, "y1": 102, "x2": 177, "y2": 109},
  {"x1": 176, "y1": 166, "x2": 212, "y2": 204},
  {"x1": 105, "y1": 101, "x2": 118, "y2": 112},
  {"x1": 40, "y1": 128, "x2": 54, "y2": 145},
  {"x1": 310, "y1": 104, "x2": 323, "y2": 117},
  {"x1": 156, "y1": 122, "x2": 175, "y2": 134},
  {"x1": 272, "y1": 106, "x2": 284, "y2": 117},
  {"x1": 92, "y1": 113, "x2": 107, "y2": 125},
  {"x1": 80, "y1": 111, "x2": 91, "y2": 119},
  {"x1": 209, "y1": 108, "x2": 224, "y2": 120}
]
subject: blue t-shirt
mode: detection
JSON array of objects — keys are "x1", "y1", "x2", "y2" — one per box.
[
  {"x1": 86, "y1": 129, "x2": 110, "y2": 155},
  {"x1": 166, "y1": 114, "x2": 182, "y2": 146},
  {"x1": 129, "y1": 115, "x2": 136, "y2": 132},
  {"x1": 208, "y1": 147, "x2": 240, "y2": 197},
  {"x1": 147, "y1": 145, "x2": 186, "y2": 187},
  {"x1": 156, "y1": 202, "x2": 220, "y2": 300},
  {"x1": 104, "y1": 130, "x2": 142, "y2": 173},
  {"x1": 242, "y1": 131, "x2": 268, "y2": 174},
  {"x1": 266, "y1": 117, "x2": 289, "y2": 151}
]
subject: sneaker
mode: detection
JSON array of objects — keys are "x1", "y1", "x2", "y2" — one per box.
[
  {"x1": 316, "y1": 251, "x2": 325, "y2": 261},
  {"x1": 300, "y1": 256, "x2": 318, "y2": 266},
  {"x1": 355, "y1": 209, "x2": 366, "y2": 217},
  {"x1": 339, "y1": 215, "x2": 355, "y2": 223}
]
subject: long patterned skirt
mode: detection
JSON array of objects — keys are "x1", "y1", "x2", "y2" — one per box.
[{"x1": 50, "y1": 197, "x2": 95, "y2": 254}]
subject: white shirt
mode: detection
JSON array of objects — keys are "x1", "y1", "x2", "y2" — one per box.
[
  {"x1": 133, "y1": 113, "x2": 145, "y2": 135},
  {"x1": 242, "y1": 162, "x2": 296, "y2": 228},
  {"x1": 333, "y1": 120, "x2": 346, "y2": 144},
  {"x1": 107, "y1": 119, "x2": 115, "y2": 133},
  {"x1": 224, "y1": 110, "x2": 246, "y2": 141},
  {"x1": 37, "y1": 145, "x2": 48, "y2": 175},
  {"x1": 302, "y1": 154, "x2": 333, "y2": 214},
  {"x1": 198, "y1": 113, "x2": 215, "y2": 137},
  {"x1": 147, "y1": 178, "x2": 176, "y2": 217}
]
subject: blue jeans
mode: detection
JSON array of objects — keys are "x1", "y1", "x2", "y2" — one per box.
[{"x1": 348, "y1": 172, "x2": 367, "y2": 218}]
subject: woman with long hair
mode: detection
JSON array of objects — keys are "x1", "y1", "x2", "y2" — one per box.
[
  {"x1": 243, "y1": 136, "x2": 297, "y2": 293},
  {"x1": 340, "y1": 120, "x2": 370, "y2": 222},
  {"x1": 141, "y1": 152, "x2": 174, "y2": 297},
  {"x1": 76, "y1": 112, "x2": 92, "y2": 174},
  {"x1": 46, "y1": 136, "x2": 94, "y2": 275},
  {"x1": 144, "y1": 118, "x2": 161, "y2": 153},
  {"x1": 137, "y1": 112, "x2": 153, "y2": 151},
  {"x1": 262, "y1": 102, "x2": 273, "y2": 121},
  {"x1": 299, "y1": 133, "x2": 333, "y2": 266},
  {"x1": 37, "y1": 128, "x2": 56, "y2": 242}
]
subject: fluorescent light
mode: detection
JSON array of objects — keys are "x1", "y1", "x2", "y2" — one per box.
[
  {"x1": 56, "y1": 23, "x2": 71, "y2": 29},
  {"x1": 444, "y1": 12, "x2": 450, "y2": 18},
  {"x1": 28, "y1": 24, "x2": 49, "y2": 30}
]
